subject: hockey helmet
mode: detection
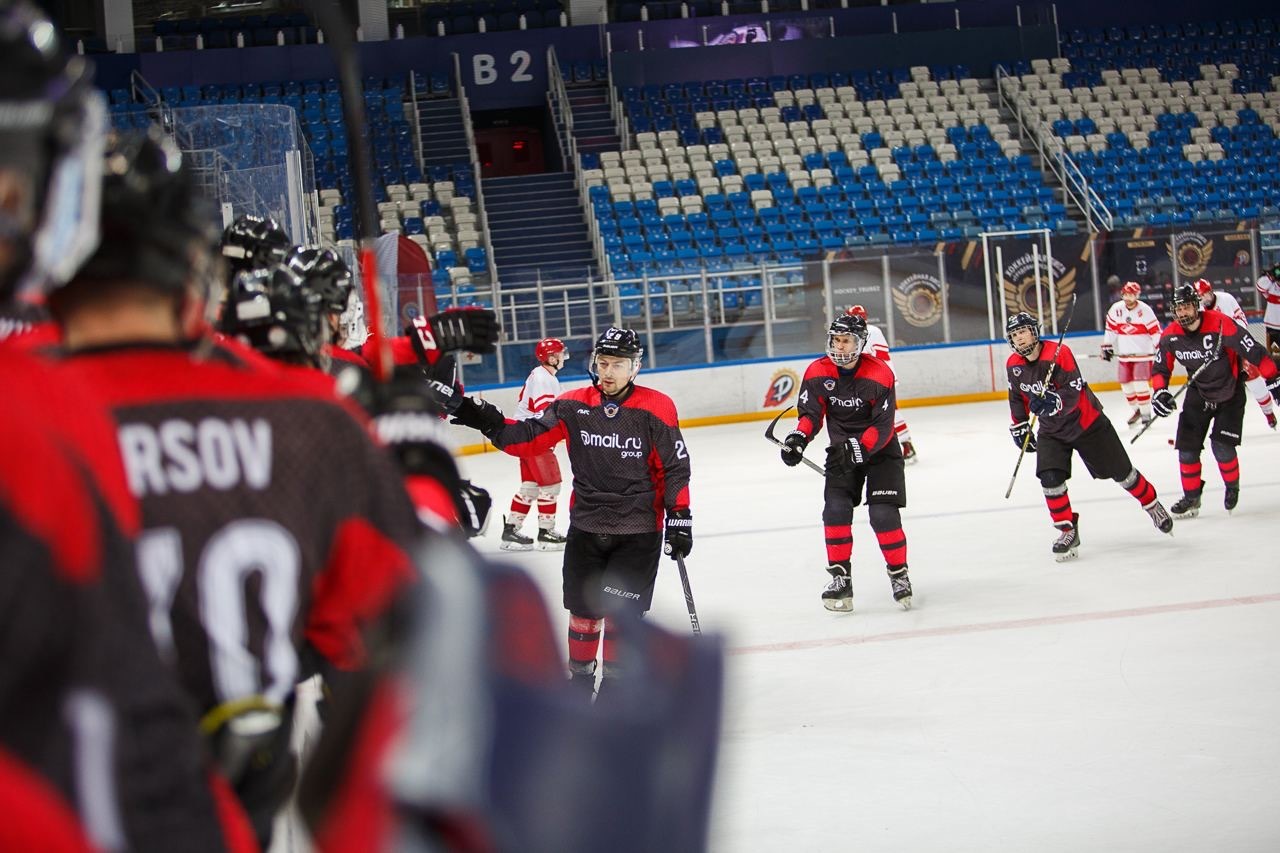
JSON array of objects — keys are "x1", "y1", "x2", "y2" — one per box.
[
  {"x1": 1121, "y1": 281, "x2": 1141, "y2": 297},
  {"x1": 286, "y1": 246, "x2": 352, "y2": 314},
  {"x1": 1192, "y1": 278, "x2": 1213, "y2": 299},
  {"x1": 846, "y1": 304, "x2": 868, "y2": 320},
  {"x1": 590, "y1": 326, "x2": 642, "y2": 389},
  {"x1": 1171, "y1": 282, "x2": 1201, "y2": 325},
  {"x1": 220, "y1": 262, "x2": 326, "y2": 365},
  {"x1": 827, "y1": 312, "x2": 868, "y2": 367},
  {"x1": 534, "y1": 336, "x2": 567, "y2": 366},
  {"x1": 73, "y1": 128, "x2": 218, "y2": 294},
  {"x1": 1005, "y1": 311, "x2": 1041, "y2": 357},
  {"x1": 0, "y1": 0, "x2": 107, "y2": 300},
  {"x1": 222, "y1": 214, "x2": 291, "y2": 275}
]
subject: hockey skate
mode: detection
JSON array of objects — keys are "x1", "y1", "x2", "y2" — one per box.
[
  {"x1": 821, "y1": 565, "x2": 853, "y2": 612},
  {"x1": 535, "y1": 528, "x2": 568, "y2": 551},
  {"x1": 901, "y1": 441, "x2": 918, "y2": 465},
  {"x1": 1224, "y1": 487, "x2": 1239, "y2": 513},
  {"x1": 887, "y1": 564, "x2": 913, "y2": 610},
  {"x1": 567, "y1": 661, "x2": 597, "y2": 700},
  {"x1": 500, "y1": 518, "x2": 534, "y2": 551},
  {"x1": 1266, "y1": 411, "x2": 1277, "y2": 430},
  {"x1": 1170, "y1": 489, "x2": 1202, "y2": 519},
  {"x1": 1143, "y1": 500, "x2": 1174, "y2": 534},
  {"x1": 1127, "y1": 409, "x2": 1142, "y2": 427},
  {"x1": 1052, "y1": 513, "x2": 1080, "y2": 562}
]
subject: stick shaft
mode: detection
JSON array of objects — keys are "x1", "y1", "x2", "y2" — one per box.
[{"x1": 674, "y1": 553, "x2": 701, "y2": 636}]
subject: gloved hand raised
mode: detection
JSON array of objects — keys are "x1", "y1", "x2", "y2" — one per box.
[
  {"x1": 450, "y1": 395, "x2": 506, "y2": 438},
  {"x1": 407, "y1": 308, "x2": 500, "y2": 358}
]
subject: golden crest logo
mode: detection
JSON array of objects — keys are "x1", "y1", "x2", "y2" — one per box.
[
  {"x1": 1167, "y1": 232, "x2": 1214, "y2": 278},
  {"x1": 892, "y1": 272, "x2": 944, "y2": 328},
  {"x1": 763, "y1": 369, "x2": 799, "y2": 408},
  {"x1": 1001, "y1": 251, "x2": 1076, "y2": 322}
]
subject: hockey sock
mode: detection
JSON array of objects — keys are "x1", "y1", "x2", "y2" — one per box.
[
  {"x1": 824, "y1": 524, "x2": 853, "y2": 565},
  {"x1": 867, "y1": 504, "x2": 907, "y2": 566},
  {"x1": 1178, "y1": 456, "x2": 1203, "y2": 494},
  {"x1": 1121, "y1": 380, "x2": 1139, "y2": 409},
  {"x1": 510, "y1": 480, "x2": 537, "y2": 522},
  {"x1": 536, "y1": 485, "x2": 559, "y2": 528},
  {"x1": 1042, "y1": 482, "x2": 1074, "y2": 527},
  {"x1": 1119, "y1": 468, "x2": 1157, "y2": 506},
  {"x1": 893, "y1": 417, "x2": 912, "y2": 444},
  {"x1": 567, "y1": 614, "x2": 602, "y2": 670},
  {"x1": 1210, "y1": 441, "x2": 1239, "y2": 488},
  {"x1": 601, "y1": 616, "x2": 623, "y2": 678}
]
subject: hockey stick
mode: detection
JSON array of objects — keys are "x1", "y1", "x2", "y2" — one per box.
[
  {"x1": 764, "y1": 406, "x2": 826, "y2": 476},
  {"x1": 301, "y1": 0, "x2": 391, "y2": 381},
  {"x1": 1004, "y1": 293, "x2": 1078, "y2": 500},
  {"x1": 674, "y1": 553, "x2": 701, "y2": 636},
  {"x1": 1130, "y1": 326, "x2": 1224, "y2": 445}
]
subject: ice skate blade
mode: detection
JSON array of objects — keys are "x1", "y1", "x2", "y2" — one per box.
[
  {"x1": 1171, "y1": 508, "x2": 1199, "y2": 520},
  {"x1": 500, "y1": 540, "x2": 533, "y2": 551},
  {"x1": 1053, "y1": 547, "x2": 1078, "y2": 563},
  {"x1": 823, "y1": 599, "x2": 854, "y2": 613},
  {"x1": 895, "y1": 596, "x2": 913, "y2": 610},
  {"x1": 534, "y1": 540, "x2": 566, "y2": 551}
]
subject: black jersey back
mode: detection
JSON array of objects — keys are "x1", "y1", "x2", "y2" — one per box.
[{"x1": 61, "y1": 341, "x2": 420, "y2": 718}]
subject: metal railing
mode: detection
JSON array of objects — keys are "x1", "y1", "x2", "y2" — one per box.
[
  {"x1": 406, "y1": 69, "x2": 426, "y2": 169},
  {"x1": 452, "y1": 52, "x2": 501, "y2": 291},
  {"x1": 995, "y1": 64, "x2": 1113, "y2": 233}
]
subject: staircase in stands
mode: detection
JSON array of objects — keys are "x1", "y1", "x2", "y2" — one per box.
[{"x1": 481, "y1": 172, "x2": 599, "y2": 288}]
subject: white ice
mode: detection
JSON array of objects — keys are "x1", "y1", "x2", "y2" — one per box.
[{"x1": 459, "y1": 388, "x2": 1280, "y2": 853}]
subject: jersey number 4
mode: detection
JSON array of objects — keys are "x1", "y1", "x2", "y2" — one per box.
[{"x1": 137, "y1": 520, "x2": 302, "y2": 705}]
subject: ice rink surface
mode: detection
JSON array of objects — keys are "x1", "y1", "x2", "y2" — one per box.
[{"x1": 460, "y1": 387, "x2": 1280, "y2": 853}]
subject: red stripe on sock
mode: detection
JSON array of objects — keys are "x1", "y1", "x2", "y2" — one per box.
[
  {"x1": 1124, "y1": 473, "x2": 1156, "y2": 506},
  {"x1": 1179, "y1": 461, "x2": 1203, "y2": 494},
  {"x1": 1045, "y1": 493, "x2": 1074, "y2": 525},
  {"x1": 1217, "y1": 457, "x2": 1240, "y2": 486},
  {"x1": 874, "y1": 528, "x2": 907, "y2": 566},
  {"x1": 567, "y1": 615, "x2": 601, "y2": 666}
]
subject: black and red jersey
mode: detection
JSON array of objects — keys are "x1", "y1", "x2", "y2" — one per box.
[
  {"x1": 793, "y1": 354, "x2": 898, "y2": 452},
  {"x1": 57, "y1": 339, "x2": 420, "y2": 720},
  {"x1": 486, "y1": 383, "x2": 690, "y2": 534},
  {"x1": 1006, "y1": 341, "x2": 1104, "y2": 443},
  {"x1": 1153, "y1": 308, "x2": 1278, "y2": 403}
]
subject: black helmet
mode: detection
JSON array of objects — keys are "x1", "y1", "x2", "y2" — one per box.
[
  {"x1": 593, "y1": 326, "x2": 643, "y2": 360},
  {"x1": 827, "y1": 312, "x2": 867, "y2": 367},
  {"x1": 73, "y1": 128, "x2": 218, "y2": 293},
  {"x1": 286, "y1": 246, "x2": 352, "y2": 314},
  {"x1": 222, "y1": 214, "x2": 291, "y2": 275},
  {"x1": 1005, "y1": 311, "x2": 1041, "y2": 357},
  {"x1": 0, "y1": 0, "x2": 107, "y2": 300},
  {"x1": 1171, "y1": 283, "x2": 1201, "y2": 321},
  {"x1": 220, "y1": 263, "x2": 326, "y2": 365}
]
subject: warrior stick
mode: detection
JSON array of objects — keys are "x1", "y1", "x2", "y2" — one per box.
[
  {"x1": 764, "y1": 406, "x2": 826, "y2": 476},
  {"x1": 674, "y1": 553, "x2": 701, "y2": 636},
  {"x1": 1004, "y1": 293, "x2": 1078, "y2": 499}
]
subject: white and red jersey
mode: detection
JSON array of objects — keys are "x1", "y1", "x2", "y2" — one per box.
[
  {"x1": 1204, "y1": 290, "x2": 1248, "y2": 327},
  {"x1": 864, "y1": 323, "x2": 896, "y2": 376},
  {"x1": 515, "y1": 364, "x2": 561, "y2": 421},
  {"x1": 1102, "y1": 299, "x2": 1160, "y2": 361},
  {"x1": 1255, "y1": 274, "x2": 1280, "y2": 330}
]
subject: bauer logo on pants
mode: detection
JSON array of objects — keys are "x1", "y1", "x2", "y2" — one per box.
[{"x1": 762, "y1": 369, "x2": 799, "y2": 408}]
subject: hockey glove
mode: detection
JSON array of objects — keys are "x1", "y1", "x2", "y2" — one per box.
[
  {"x1": 664, "y1": 507, "x2": 693, "y2": 560},
  {"x1": 407, "y1": 307, "x2": 500, "y2": 358},
  {"x1": 1152, "y1": 388, "x2": 1177, "y2": 417},
  {"x1": 1028, "y1": 389, "x2": 1063, "y2": 418},
  {"x1": 780, "y1": 430, "x2": 808, "y2": 467},
  {"x1": 824, "y1": 437, "x2": 866, "y2": 475},
  {"x1": 1267, "y1": 374, "x2": 1280, "y2": 405},
  {"x1": 450, "y1": 395, "x2": 506, "y2": 438},
  {"x1": 1009, "y1": 421, "x2": 1037, "y2": 453},
  {"x1": 422, "y1": 353, "x2": 464, "y2": 415},
  {"x1": 457, "y1": 480, "x2": 493, "y2": 538},
  {"x1": 1100, "y1": 344, "x2": 1114, "y2": 362}
]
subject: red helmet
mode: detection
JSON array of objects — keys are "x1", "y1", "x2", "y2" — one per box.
[
  {"x1": 1193, "y1": 278, "x2": 1213, "y2": 297},
  {"x1": 846, "y1": 304, "x2": 868, "y2": 319},
  {"x1": 1121, "y1": 281, "x2": 1141, "y2": 296},
  {"x1": 535, "y1": 337, "x2": 567, "y2": 364}
]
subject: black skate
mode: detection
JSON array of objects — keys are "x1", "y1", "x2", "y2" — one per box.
[
  {"x1": 568, "y1": 661, "x2": 597, "y2": 700},
  {"x1": 535, "y1": 528, "x2": 568, "y2": 551},
  {"x1": 1224, "y1": 487, "x2": 1239, "y2": 513},
  {"x1": 500, "y1": 519, "x2": 534, "y2": 551},
  {"x1": 1170, "y1": 490, "x2": 1202, "y2": 519},
  {"x1": 822, "y1": 565, "x2": 853, "y2": 612},
  {"x1": 887, "y1": 564, "x2": 913, "y2": 610},
  {"x1": 1143, "y1": 500, "x2": 1173, "y2": 534},
  {"x1": 1052, "y1": 513, "x2": 1080, "y2": 562},
  {"x1": 901, "y1": 440, "x2": 918, "y2": 465},
  {"x1": 1127, "y1": 409, "x2": 1142, "y2": 427}
]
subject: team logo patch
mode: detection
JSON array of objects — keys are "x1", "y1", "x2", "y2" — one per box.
[
  {"x1": 1012, "y1": 366, "x2": 1022, "y2": 377},
  {"x1": 823, "y1": 379, "x2": 836, "y2": 391},
  {"x1": 1167, "y1": 231, "x2": 1214, "y2": 279},
  {"x1": 602, "y1": 401, "x2": 620, "y2": 419},
  {"x1": 892, "y1": 272, "x2": 945, "y2": 328},
  {"x1": 763, "y1": 369, "x2": 800, "y2": 408}
]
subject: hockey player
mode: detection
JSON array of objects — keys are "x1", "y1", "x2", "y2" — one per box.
[
  {"x1": 777, "y1": 312, "x2": 913, "y2": 611},
  {"x1": 1195, "y1": 277, "x2": 1277, "y2": 429},
  {"x1": 1, "y1": 7, "x2": 255, "y2": 849},
  {"x1": 1256, "y1": 262, "x2": 1280, "y2": 361},
  {"x1": 221, "y1": 213, "x2": 292, "y2": 278},
  {"x1": 501, "y1": 336, "x2": 570, "y2": 550},
  {"x1": 1151, "y1": 284, "x2": 1280, "y2": 516},
  {"x1": 49, "y1": 128, "x2": 422, "y2": 847},
  {"x1": 846, "y1": 305, "x2": 919, "y2": 463},
  {"x1": 1005, "y1": 312, "x2": 1173, "y2": 560},
  {"x1": 285, "y1": 244, "x2": 373, "y2": 377},
  {"x1": 449, "y1": 327, "x2": 692, "y2": 697},
  {"x1": 1101, "y1": 281, "x2": 1161, "y2": 426}
]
